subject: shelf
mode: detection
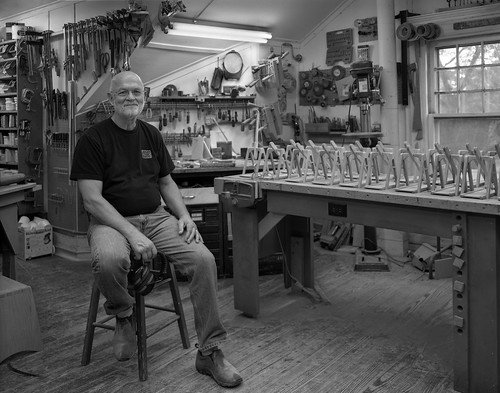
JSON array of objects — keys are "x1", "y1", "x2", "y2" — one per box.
[
  {"x1": 158, "y1": 95, "x2": 256, "y2": 102},
  {"x1": 0, "y1": 93, "x2": 16, "y2": 98},
  {"x1": 341, "y1": 132, "x2": 383, "y2": 138},
  {"x1": 0, "y1": 145, "x2": 18, "y2": 149},
  {"x1": 0, "y1": 162, "x2": 18, "y2": 167},
  {"x1": 0, "y1": 110, "x2": 17, "y2": 114},
  {"x1": 0, "y1": 75, "x2": 16, "y2": 80},
  {"x1": 0, "y1": 127, "x2": 17, "y2": 131}
]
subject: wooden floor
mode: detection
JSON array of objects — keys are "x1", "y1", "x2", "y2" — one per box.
[{"x1": 0, "y1": 245, "x2": 457, "y2": 393}]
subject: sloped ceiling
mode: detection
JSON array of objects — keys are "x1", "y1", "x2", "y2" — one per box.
[{"x1": 0, "y1": 0, "x2": 348, "y2": 42}]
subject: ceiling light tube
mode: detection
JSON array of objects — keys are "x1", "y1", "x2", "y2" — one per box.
[{"x1": 167, "y1": 22, "x2": 272, "y2": 43}]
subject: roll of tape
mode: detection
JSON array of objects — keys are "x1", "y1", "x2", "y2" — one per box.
[
  {"x1": 396, "y1": 22, "x2": 416, "y2": 41},
  {"x1": 417, "y1": 23, "x2": 440, "y2": 40},
  {"x1": 354, "y1": 19, "x2": 363, "y2": 28},
  {"x1": 416, "y1": 24, "x2": 432, "y2": 39}
]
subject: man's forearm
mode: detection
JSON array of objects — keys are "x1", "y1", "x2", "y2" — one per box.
[
  {"x1": 84, "y1": 196, "x2": 139, "y2": 238},
  {"x1": 160, "y1": 180, "x2": 190, "y2": 219}
]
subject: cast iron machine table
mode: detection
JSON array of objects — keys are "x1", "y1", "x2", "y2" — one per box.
[{"x1": 214, "y1": 175, "x2": 500, "y2": 393}]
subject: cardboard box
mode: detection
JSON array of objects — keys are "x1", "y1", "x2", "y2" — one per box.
[
  {"x1": 18, "y1": 226, "x2": 53, "y2": 260},
  {"x1": 412, "y1": 243, "x2": 439, "y2": 271}
]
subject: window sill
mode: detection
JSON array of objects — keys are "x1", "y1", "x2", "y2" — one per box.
[{"x1": 432, "y1": 113, "x2": 500, "y2": 119}]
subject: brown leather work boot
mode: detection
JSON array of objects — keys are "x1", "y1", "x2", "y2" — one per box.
[
  {"x1": 195, "y1": 349, "x2": 243, "y2": 388},
  {"x1": 113, "y1": 315, "x2": 136, "y2": 361}
]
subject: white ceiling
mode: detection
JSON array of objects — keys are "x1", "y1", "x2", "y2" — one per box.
[{"x1": 0, "y1": 0, "x2": 349, "y2": 42}]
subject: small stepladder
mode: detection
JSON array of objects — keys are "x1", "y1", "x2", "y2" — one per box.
[
  {"x1": 311, "y1": 142, "x2": 342, "y2": 186},
  {"x1": 241, "y1": 147, "x2": 265, "y2": 179},
  {"x1": 431, "y1": 143, "x2": 463, "y2": 196},
  {"x1": 395, "y1": 142, "x2": 431, "y2": 193},
  {"x1": 340, "y1": 142, "x2": 370, "y2": 188},
  {"x1": 460, "y1": 146, "x2": 498, "y2": 199},
  {"x1": 365, "y1": 142, "x2": 398, "y2": 190},
  {"x1": 285, "y1": 140, "x2": 315, "y2": 183},
  {"x1": 265, "y1": 142, "x2": 288, "y2": 180}
]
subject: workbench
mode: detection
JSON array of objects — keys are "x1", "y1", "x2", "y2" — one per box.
[
  {"x1": 0, "y1": 182, "x2": 35, "y2": 279},
  {"x1": 214, "y1": 175, "x2": 500, "y2": 393},
  {"x1": 172, "y1": 159, "x2": 246, "y2": 188}
]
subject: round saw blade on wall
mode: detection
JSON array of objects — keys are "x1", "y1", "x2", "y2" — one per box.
[{"x1": 332, "y1": 65, "x2": 346, "y2": 81}]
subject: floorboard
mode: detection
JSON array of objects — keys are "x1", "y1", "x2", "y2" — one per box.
[{"x1": 0, "y1": 245, "x2": 457, "y2": 393}]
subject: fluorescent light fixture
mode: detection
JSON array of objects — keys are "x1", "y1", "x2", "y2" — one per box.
[
  {"x1": 147, "y1": 41, "x2": 222, "y2": 54},
  {"x1": 167, "y1": 22, "x2": 272, "y2": 43}
]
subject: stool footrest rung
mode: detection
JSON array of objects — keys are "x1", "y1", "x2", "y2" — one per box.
[
  {"x1": 93, "y1": 322, "x2": 115, "y2": 330},
  {"x1": 145, "y1": 303, "x2": 176, "y2": 313},
  {"x1": 146, "y1": 318, "x2": 181, "y2": 339}
]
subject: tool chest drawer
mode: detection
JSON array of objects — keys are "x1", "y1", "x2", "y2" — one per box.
[{"x1": 186, "y1": 203, "x2": 223, "y2": 276}]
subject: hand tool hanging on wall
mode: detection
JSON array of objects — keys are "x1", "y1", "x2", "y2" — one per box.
[
  {"x1": 63, "y1": 23, "x2": 72, "y2": 82},
  {"x1": 35, "y1": 31, "x2": 49, "y2": 124},
  {"x1": 72, "y1": 23, "x2": 81, "y2": 80},
  {"x1": 211, "y1": 57, "x2": 224, "y2": 92}
]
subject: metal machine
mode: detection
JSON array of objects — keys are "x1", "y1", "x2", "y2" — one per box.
[{"x1": 349, "y1": 61, "x2": 383, "y2": 140}]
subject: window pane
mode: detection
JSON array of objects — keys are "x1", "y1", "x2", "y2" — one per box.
[
  {"x1": 459, "y1": 92, "x2": 483, "y2": 113},
  {"x1": 484, "y1": 91, "x2": 500, "y2": 112},
  {"x1": 484, "y1": 65, "x2": 500, "y2": 89},
  {"x1": 459, "y1": 67, "x2": 482, "y2": 90},
  {"x1": 437, "y1": 93, "x2": 458, "y2": 114},
  {"x1": 458, "y1": 44, "x2": 482, "y2": 66},
  {"x1": 438, "y1": 118, "x2": 500, "y2": 153},
  {"x1": 438, "y1": 69, "x2": 457, "y2": 92},
  {"x1": 438, "y1": 47, "x2": 456, "y2": 68},
  {"x1": 484, "y1": 42, "x2": 500, "y2": 64}
]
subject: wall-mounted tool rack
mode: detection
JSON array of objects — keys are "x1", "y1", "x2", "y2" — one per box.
[{"x1": 90, "y1": 95, "x2": 255, "y2": 116}]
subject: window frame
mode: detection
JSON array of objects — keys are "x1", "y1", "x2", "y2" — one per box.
[{"x1": 429, "y1": 33, "x2": 500, "y2": 119}]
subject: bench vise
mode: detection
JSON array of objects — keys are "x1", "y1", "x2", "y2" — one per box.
[{"x1": 220, "y1": 179, "x2": 262, "y2": 208}]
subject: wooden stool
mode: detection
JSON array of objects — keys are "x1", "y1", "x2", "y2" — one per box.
[{"x1": 81, "y1": 258, "x2": 190, "y2": 381}]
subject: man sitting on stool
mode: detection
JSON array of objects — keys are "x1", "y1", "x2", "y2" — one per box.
[{"x1": 70, "y1": 71, "x2": 242, "y2": 388}]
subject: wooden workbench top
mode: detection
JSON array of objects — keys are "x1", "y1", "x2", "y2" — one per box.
[
  {"x1": 214, "y1": 175, "x2": 500, "y2": 216},
  {"x1": 0, "y1": 182, "x2": 35, "y2": 196}
]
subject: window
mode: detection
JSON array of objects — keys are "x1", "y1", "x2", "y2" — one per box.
[{"x1": 434, "y1": 41, "x2": 500, "y2": 114}]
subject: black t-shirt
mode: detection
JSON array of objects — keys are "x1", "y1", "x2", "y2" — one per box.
[{"x1": 70, "y1": 118, "x2": 175, "y2": 216}]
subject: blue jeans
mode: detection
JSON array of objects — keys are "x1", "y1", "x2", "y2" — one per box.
[{"x1": 87, "y1": 206, "x2": 227, "y2": 353}]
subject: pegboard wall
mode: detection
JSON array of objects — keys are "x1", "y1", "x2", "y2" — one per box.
[{"x1": 326, "y1": 28, "x2": 353, "y2": 66}]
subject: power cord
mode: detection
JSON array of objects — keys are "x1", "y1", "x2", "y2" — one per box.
[{"x1": 3, "y1": 352, "x2": 43, "y2": 378}]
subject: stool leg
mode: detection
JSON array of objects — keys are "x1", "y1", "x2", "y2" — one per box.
[
  {"x1": 135, "y1": 291, "x2": 148, "y2": 381},
  {"x1": 167, "y1": 262, "x2": 190, "y2": 349},
  {"x1": 81, "y1": 282, "x2": 101, "y2": 366}
]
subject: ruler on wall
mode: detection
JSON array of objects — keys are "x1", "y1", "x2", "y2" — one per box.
[{"x1": 454, "y1": 16, "x2": 500, "y2": 30}]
